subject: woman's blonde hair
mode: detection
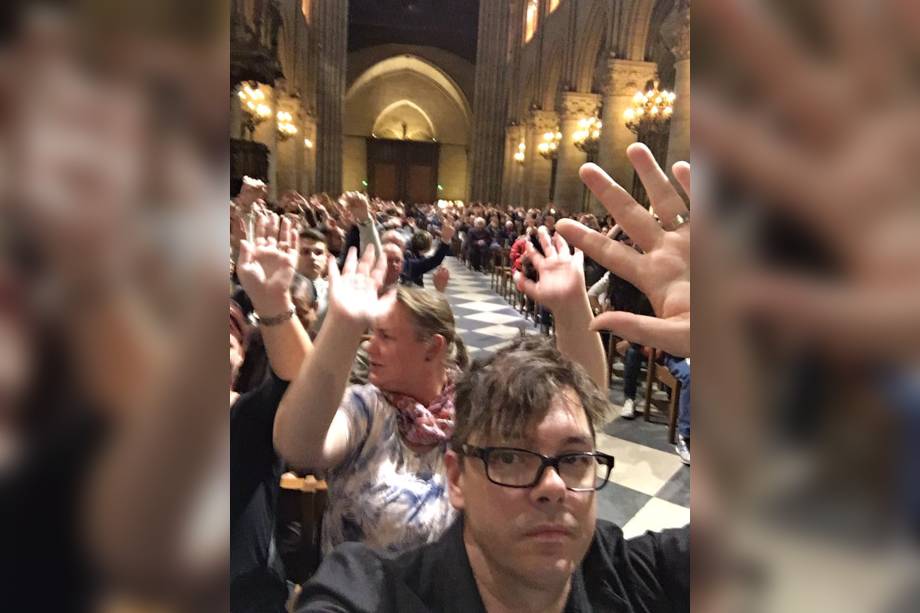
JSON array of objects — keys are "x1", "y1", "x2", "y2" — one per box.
[{"x1": 396, "y1": 286, "x2": 468, "y2": 371}]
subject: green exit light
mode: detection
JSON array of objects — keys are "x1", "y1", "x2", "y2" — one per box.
[
  {"x1": 361, "y1": 179, "x2": 368, "y2": 187},
  {"x1": 437, "y1": 184, "x2": 444, "y2": 191}
]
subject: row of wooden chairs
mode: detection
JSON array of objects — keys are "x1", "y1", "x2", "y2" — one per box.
[
  {"x1": 607, "y1": 336, "x2": 680, "y2": 444},
  {"x1": 488, "y1": 247, "x2": 555, "y2": 335}
]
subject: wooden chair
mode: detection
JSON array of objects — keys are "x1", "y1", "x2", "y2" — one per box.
[
  {"x1": 498, "y1": 248, "x2": 513, "y2": 299},
  {"x1": 490, "y1": 249, "x2": 505, "y2": 292},
  {"x1": 277, "y1": 473, "x2": 328, "y2": 584},
  {"x1": 643, "y1": 348, "x2": 680, "y2": 444}
]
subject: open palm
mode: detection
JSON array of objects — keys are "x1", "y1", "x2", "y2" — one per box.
[
  {"x1": 515, "y1": 228, "x2": 586, "y2": 313},
  {"x1": 327, "y1": 245, "x2": 388, "y2": 327},
  {"x1": 557, "y1": 144, "x2": 690, "y2": 357},
  {"x1": 237, "y1": 213, "x2": 299, "y2": 315}
]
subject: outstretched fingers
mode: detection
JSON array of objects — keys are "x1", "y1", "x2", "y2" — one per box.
[
  {"x1": 579, "y1": 163, "x2": 662, "y2": 252},
  {"x1": 672, "y1": 161, "x2": 691, "y2": 199},
  {"x1": 342, "y1": 246, "x2": 359, "y2": 276},
  {"x1": 591, "y1": 311, "x2": 690, "y2": 358},
  {"x1": 555, "y1": 219, "x2": 642, "y2": 286},
  {"x1": 627, "y1": 143, "x2": 688, "y2": 229}
]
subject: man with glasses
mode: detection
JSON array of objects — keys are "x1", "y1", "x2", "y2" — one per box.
[
  {"x1": 296, "y1": 334, "x2": 687, "y2": 612},
  {"x1": 296, "y1": 147, "x2": 690, "y2": 612}
]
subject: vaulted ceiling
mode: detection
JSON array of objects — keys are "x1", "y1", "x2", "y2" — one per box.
[{"x1": 348, "y1": 0, "x2": 480, "y2": 63}]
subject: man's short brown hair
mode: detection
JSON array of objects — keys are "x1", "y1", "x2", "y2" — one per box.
[
  {"x1": 452, "y1": 335, "x2": 610, "y2": 449},
  {"x1": 299, "y1": 228, "x2": 326, "y2": 244}
]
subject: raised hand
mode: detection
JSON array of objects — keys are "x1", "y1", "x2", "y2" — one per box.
[
  {"x1": 440, "y1": 220, "x2": 456, "y2": 244},
  {"x1": 556, "y1": 143, "x2": 690, "y2": 357},
  {"x1": 237, "y1": 177, "x2": 268, "y2": 211},
  {"x1": 326, "y1": 244, "x2": 388, "y2": 327},
  {"x1": 514, "y1": 227, "x2": 586, "y2": 314},
  {"x1": 433, "y1": 266, "x2": 450, "y2": 293},
  {"x1": 236, "y1": 212, "x2": 299, "y2": 317}
]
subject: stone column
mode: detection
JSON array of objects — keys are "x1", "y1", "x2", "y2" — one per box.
[
  {"x1": 275, "y1": 94, "x2": 299, "y2": 194},
  {"x1": 301, "y1": 116, "x2": 317, "y2": 195},
  {"x1": 469, "y1": 0, "x2": 511, "y2": 203},
  {"x1": 554, "y1": 92, "x2": 601, "y2": 212},
  {"x1": 230, "y1": 87, "x2": 243, "y2": 140},
  {"x1": 597, "y1": 58, "x2": 658, "y2": 190},
  {"x1": 501, "y1": 127, "x2": 514, "y2": 204},
  {"x1": 267, "y1": 85, "x2": 280, "y2": 201},
  {"x1": 666, "y1": 3, "x2": 690, "y2": 172},
  {"x1": 526, "y1": 110, "x2": 559, "y2": 208},
  {"x1": 312, "y1": 0, "x2": 347, "y2": 195},
  {"x1": 504, "y1": 124, "x2": 525, "y2": 205}
]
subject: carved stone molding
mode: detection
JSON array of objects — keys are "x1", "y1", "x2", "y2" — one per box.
[
  {"x1": 663, "y1": 0, "x2": 691, "y2": 62},
  {"x1": 528, "y1": 109, "x2": 560, "y2": 133},
  {"x1": 603, "y1": 59, "x2": 658, "y2": 97},
  {"x1": 560, "y1": 92, "x2": 601, "y2": 119}
]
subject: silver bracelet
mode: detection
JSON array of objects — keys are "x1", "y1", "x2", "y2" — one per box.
[{"x1": 254, "y1": 307, "x2": 295, "y2": 326}]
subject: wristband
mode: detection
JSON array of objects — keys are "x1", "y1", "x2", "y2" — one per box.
[{"x1": 254, "y1": 307, "x2": 295, "y2": 326}]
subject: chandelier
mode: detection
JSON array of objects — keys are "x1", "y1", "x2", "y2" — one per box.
[
  {"x1": 276, "y1": 111, "x2": 298, "y2": 141},
  {"x1": 623, "y1": 81, "x2": 675, "y2": 134},
  {"x1": 238, "y1": 82, "x2": 273, "y2": 139},
  {"x1": 537, "y1": 130, "x2": 562, "y2": 160},
  {"x1": 513, "y1": 141, "x2": 526, "y2": 165},
  {"x1": 573, "y1": 117, "x2": 602, "y2": 154}
]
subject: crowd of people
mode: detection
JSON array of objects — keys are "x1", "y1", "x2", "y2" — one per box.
[{"x1": 229, "y1": 142, "x2": 691, "y2": 612}]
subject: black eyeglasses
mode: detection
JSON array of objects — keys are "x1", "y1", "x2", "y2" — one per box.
[{"x1": 459, "y1": 444, "x2": 615, "y2": 492}]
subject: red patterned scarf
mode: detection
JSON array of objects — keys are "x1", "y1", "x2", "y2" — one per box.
[{"x1": 382, "y1": 371, "x2": 457, "y2": 447}]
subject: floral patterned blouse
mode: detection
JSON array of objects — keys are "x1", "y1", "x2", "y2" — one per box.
[{"x1": 320, "y1": 384, "x2": 457, "y2": 555}]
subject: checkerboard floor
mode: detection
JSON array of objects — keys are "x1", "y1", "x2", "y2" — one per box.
[{"x1": 426, "y1": 256, "x2": 690, "y2": 536}]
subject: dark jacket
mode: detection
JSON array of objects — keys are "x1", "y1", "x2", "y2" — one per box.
[
  {"x1": 401, "y1": 240, "x2": 451, "y2": 287},
  {"x1": 297, "y1": 517, "x2": 689, "y2": 613}
]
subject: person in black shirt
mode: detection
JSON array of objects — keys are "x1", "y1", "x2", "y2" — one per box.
[{"x1": 233, "y1": 213, "x2": 315, "y2": 612}]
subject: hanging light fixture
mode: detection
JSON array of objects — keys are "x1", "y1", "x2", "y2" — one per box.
[
  {"x1": 623, "y1": 80, "x2": 676, "y2": 135},
  {"x1": 513, "y1": 141, "x2": 526, "y2": 165},
  {"x1": 237, "y1": 82, "x2": 273, "y2": 140},
  {"x1": 573, "y1": 116, "x2": 602, "y2": 154},
  {"x1": 537, "y1": 129, "x2": 562, "y2": 160},
  {"x1": 276, "y1": 111, "x2": 298, "y2": 141}
]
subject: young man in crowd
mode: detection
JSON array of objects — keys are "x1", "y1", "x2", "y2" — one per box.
[{"x1": 296, "y1": 229, "x2": 330, "y2": 334}]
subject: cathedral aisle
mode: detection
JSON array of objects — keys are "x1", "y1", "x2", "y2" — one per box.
[{"x1": 426, "y1": 257, "x2": 690, "y2": 535}]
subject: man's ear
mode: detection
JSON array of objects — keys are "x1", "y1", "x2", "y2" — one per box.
[
  {"x1": 445, "y1": 450, "x2": 465, "y2": 511},
  {"x1": 426, "y1": 334, "x2": 446, "y2": 362}
]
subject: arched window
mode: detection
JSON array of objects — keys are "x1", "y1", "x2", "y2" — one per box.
[
  {"x1": 524, "y1": 0, "x2": 539, "y2": 43},
  {"x1": 548, "y1": 0, "x2": 560, "y2": 14}
]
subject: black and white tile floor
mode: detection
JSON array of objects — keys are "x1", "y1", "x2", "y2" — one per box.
[{"x1": 427, "y1": 256, "x2": 690, "y2": 536}]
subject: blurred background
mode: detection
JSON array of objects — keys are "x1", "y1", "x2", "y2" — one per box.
[
  {"x1": 693, "y1": 0, "x2": 920, "y2": 611},
  {"x1": 0, "y1": 1, "x2": 228, "y2": 611}
]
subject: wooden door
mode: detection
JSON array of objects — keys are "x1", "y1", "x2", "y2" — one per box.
[{"x1": 367, "y1": 138, "x2": 439, "y2": 204}]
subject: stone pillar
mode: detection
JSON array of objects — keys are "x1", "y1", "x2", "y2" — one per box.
[
  {"x1": 597, "y1": 58, "x2": 658, "y2": 190},
  {"x1": 469, "y1": 0, "x2": 510, "y2": 203},
  {"x1": 267, "y1": 85, "x2": 280, "y2": 201},
  {"x1": 230, "y1": 87, "x2": 243, "y2": 140},
  {"x1": 526, "y1": 110, "x2": 559, "y2": 208},
  {"x1": 313, "y1": 0, "x2": 347, "y2": 195},
  {"x1": 501, "y1": 128, "x2": 514, "y2": 204},
  {"x1": 301, "y1": 116, "x2": 316, "y2": 195},
  {"x1": 666, "y1": 3, "x2": 690, "y2": 172},
  {"x1": 275, "y1": 94, "x2": 299, "y2": 194},
  {"x1": 554, "y1": 92, "x2": 601, "y2": 212},
  {"x1": 504, "y1": 124, "x2": 525, "y2": 205}
]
